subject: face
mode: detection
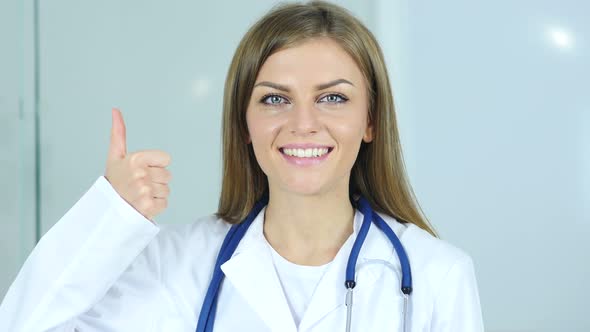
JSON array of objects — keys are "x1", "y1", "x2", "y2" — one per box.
[{"x1": 245, "y1": 37, "x2": 373, "y2": 197}]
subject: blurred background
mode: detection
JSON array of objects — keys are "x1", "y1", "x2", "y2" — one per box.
[{"x1": 1, "y1": 0, "x2": 588, "y2": 331}]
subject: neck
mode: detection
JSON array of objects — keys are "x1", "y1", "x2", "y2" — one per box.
[{"x1": 263, "y1": 183, "x2": 355, "y2": 266}]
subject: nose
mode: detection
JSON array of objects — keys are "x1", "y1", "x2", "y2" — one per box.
[{"x1": 288, "y1": 103, "x2": 321, "y2": 136}]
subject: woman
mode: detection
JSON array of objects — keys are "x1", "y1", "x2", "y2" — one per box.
[{"x1": 0, "y1": 1, "x2": 484, "y2": 331}]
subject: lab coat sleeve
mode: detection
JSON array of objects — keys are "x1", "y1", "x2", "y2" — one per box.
[
  {"x1": 0, "y1": 176, "x2": 162, "y2": 332},
  {"x1": 430, "y1": 255, "x2": 485, "y2": 331}
]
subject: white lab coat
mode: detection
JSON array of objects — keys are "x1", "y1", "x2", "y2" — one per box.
[{"x1": 0, "y1": 176, "x2": 485, "y2": 331}]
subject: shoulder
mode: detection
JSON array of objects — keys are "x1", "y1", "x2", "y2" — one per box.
[
  {"x1": 147, "y1": 214, "x2": 232, "y2": 278},
  {"x1": 153, "y1": 214, "x2": 232, "y2": 261},
  {"x1": 156, "y1": 214, "x2": 232, "y2": 248},
  {"x1": 378, "y1": 212, "x2": 475, "y2": 281},
  {"x1": 381, "y1": 217, "x2": 484, "y2": 328},
  {"x1": 378, "y1": 213, "x2": 482, "y2": 320},
  {"x1": 119, "y1": 215, "x2": 231, "y2": 321},
  {"x1": 406, "y1": 222, "x2": 472, "y2": 269}
]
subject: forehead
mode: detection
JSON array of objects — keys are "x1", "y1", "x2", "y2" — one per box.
[{"x1": 255, "y1": 37, "x2": 364, "y2": 85}]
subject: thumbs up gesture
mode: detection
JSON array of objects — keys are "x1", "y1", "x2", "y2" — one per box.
[{"x1": 105, "y1": 108, "x2": 172, "y2": 221}]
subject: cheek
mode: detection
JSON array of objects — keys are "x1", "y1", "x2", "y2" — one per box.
[
  {"x1": 330, "y1": 117, "x2": 368, "y2": 144},
  {"x1": 246, "y1": 108, "x2": 264, "y2": 143},
  {"x1": 248, "y1": 116, "x2": 279, "y2": 146},
  {"x1": 246, "y1": 114, "x2": 284, "y2": 173},
  {"x1": 327, "y1": 98, "x2": 370, "y2": 141}
]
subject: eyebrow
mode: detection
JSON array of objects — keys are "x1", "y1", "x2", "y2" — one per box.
[{"x1": 253, "y1": 78, "x2": 354, "y2": 92}]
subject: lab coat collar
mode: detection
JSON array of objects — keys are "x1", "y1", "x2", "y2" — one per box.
[
  {"x1": 220, "y1": 206, "x2": 406, "y2": 331},
  {"x1": 220, "y1": 206, "x2": 297, "y2": 332}
]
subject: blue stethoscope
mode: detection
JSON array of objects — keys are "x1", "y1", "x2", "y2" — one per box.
[{"x1": 196, "y1": 193, "x2": 413, "y2": 332}]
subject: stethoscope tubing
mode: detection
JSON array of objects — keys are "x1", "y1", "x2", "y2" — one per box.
[
  {"x1": 344, "y1": 196, "x2": 412, "y2": 332},
  {"x1": 196, "y1": 194, "x2": 269, "y2": 332},
  {"x1": 196, "y1": 194, "x2": 412, "y2": 332}
]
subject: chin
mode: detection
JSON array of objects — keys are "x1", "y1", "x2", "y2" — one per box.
[
  {"x1": 288, "y1": 187, "x2": 324, "y2": 197},
  {"x1": 279, "y1": 177, "x2": 331, "y2": 197}
]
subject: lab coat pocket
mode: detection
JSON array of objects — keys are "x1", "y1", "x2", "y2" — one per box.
[
  {"x1": 354, "y1": 282, "x2": 405, "y2": 331},
  {"x1": 310, "y1": 266, "x2": 405, "y2": 331},
  {"x1": 355, "y1": 258, "x2": 406, "y2": 331},
  {"x1": 312, "y1": 290, "x2": 404, "y2": 332}
]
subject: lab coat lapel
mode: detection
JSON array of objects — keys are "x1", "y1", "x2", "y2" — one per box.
[
  {"x1": 298, "y1": 209, "x2": 400, "y2": 330},
  {"x1": 220, "y1": 207, "x2": 297, "y2": 332},
  {"x1": 296, "y1": 234, "x2": 353, "y2": 330}
]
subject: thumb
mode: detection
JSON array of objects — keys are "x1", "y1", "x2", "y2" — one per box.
[{"x1": 108, "y1": 107, "x2": 127, "y2": 160}]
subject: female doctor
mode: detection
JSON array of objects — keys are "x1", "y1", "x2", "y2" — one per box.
[{"x1": 0, "y1": 1, "x2": 484, "y2": 331}]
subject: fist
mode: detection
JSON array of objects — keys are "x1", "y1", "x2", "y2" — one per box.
[{"x1": 104, "y1": 108, "x2": 172, "y2": 221}]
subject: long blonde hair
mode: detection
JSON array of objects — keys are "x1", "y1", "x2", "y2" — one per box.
[{"x1": 216, "y1": 1, "x2": 438, "y2": 237}]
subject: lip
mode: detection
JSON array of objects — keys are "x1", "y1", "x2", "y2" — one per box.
[
  {"x1": 278, "y1": 145, "x2": 334, "y2": 167},
  {"x1": 279, "y1": 143, "x2": 334, "y2": 149}
]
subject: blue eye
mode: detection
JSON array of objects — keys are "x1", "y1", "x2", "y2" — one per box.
[
  {"x1": 260, "y1": 94, "x2": 289, "y2": 105},
  {"x1": 319, "y1": 94, "x2": 348, "y2": 104}
]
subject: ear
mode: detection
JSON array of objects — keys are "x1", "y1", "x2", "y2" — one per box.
[{"x1": 362, "y1": 118, "x2": 374, "y2": 143}]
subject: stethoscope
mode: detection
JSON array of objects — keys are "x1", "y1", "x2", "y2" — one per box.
[{"x1": 196, "y1": 192, "x2": 413, "y2": 332}]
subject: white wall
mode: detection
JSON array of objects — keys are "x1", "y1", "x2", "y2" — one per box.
[
  {"x1": 36, "y1": 0, "x2": 373, "y2": 234},
  {"x1": 377, "y1": 0, "x2": 589, "y2": 331},
  {"x1": 0, "y1": 0, "x2": 37, "y2": 301}
]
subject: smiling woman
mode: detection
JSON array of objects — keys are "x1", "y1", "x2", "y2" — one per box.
[
  {"x1": 247, "y1": 38, "x2": 371, "y2": 200},
  {"x1": 218, "y1": 3, "x2": 437, "y2": 240},
  {"x1": 0, "y1": 1, "x2": 484, "y2": 331}
]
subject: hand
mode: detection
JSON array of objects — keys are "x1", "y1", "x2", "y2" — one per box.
[{"x1": 104, "y1": 108, "x2": 172, "y2": 221}]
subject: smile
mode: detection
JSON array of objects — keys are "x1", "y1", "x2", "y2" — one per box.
[
  {"x1": 278, "y1": 146, "x2": 334, "y2": 166},
  {"x1": 282, "y1": 147, "x2": 330, "y2": 157}
]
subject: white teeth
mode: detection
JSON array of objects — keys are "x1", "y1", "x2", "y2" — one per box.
[{"x1": 282, "y1": 147, "x2": 330, "y2": 158}]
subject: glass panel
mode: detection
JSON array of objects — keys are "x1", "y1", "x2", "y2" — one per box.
[
  {"x1": 378, "y1": 0, "x2": 590, "y2": 330},
  {"x1": 0, "y1": 0, "x2": 37, "y2": 299},
  {"x1": 37, "y1": 0, "x2": 373, "y2": 233}
]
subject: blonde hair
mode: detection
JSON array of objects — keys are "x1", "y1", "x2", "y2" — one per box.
[{"x1": 216, "y1": 0, "x2": 438, "y2": 237}]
